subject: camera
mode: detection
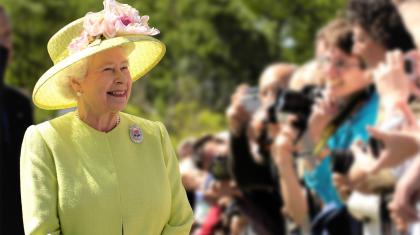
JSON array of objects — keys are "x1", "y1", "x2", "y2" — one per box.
[
  {"x1": 241, "y1": 86, "x2": 260, "y2": 113},
  {"x1": 331, "y1": 149, "x2": 355, "y2": 175},
  {"x1": 209, "y1": 155, "x2": 231, "y2": 181},
  {"x1": 332, "y1": 113, "x2": 407, "y2": 173},
  {"x1": 368, "y1": 137, "x2": 384, "y2": 158},
  {"x1": 268, "y1": 85, "x2": 323, "y2": 133},
  {"x1": 331, "y1": 148, "x2": 396, "y2": 194}
]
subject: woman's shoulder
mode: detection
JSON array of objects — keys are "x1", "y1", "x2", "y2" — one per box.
[
  {"x1": 26, "y1": 112, "x2": 74, "y2": 139},
  {"x1": 120, "y1": 112, "x2": 167, "y2": 134}
]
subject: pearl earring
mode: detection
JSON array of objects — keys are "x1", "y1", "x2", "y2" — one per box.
[{"x1": 76, "y1": 91, "x2": 82, "y2": 97}]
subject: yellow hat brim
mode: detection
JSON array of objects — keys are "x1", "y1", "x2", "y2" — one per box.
[{"x1": 33, "y1": 35, "x2": 165, "y2": 110}]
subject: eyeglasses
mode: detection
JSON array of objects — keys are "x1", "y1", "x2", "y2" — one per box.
[{"x1": 319, "y1": 56, "x2": 364, "y2": 71}]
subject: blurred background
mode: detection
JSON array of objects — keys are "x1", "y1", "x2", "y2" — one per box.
[{"x1": 1, "y1": 0, "x2": 345, "y2": 145}]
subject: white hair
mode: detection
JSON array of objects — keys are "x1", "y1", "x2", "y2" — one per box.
[{"x1": 58, "y1": 58, "x2": 89, "y2": 100}]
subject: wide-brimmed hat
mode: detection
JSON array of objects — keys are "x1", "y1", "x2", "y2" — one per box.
[{"x1": 33, "y1": 0, "x2": 166, "y2": 110}]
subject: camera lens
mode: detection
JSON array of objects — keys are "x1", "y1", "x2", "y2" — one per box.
[
  {"x1": 368, "y1": 137, "x2": 384, "y2": 158},
  {"x1": 404, "y1": 58, "x2": 413, "y2": 74},
  {"x1": 331, "y1": 149, "x2": 354, "y2": 174}
]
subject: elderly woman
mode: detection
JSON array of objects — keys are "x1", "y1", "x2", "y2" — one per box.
[{"x1": 20, "y1": 1, "x2": 193, "y2": 234}]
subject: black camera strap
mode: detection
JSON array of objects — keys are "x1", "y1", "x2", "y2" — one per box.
[{"x1": 313, "y1": 86, "x2": 374, "y2": 157}]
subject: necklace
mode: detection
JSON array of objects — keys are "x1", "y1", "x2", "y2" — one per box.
[{"x1": 75, "y1": 111, "x2": 120, "y2": 132}]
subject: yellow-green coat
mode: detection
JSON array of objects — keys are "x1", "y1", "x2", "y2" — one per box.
[{"x1": 20, "y1": 112, "x2": 193, "y2": 235}]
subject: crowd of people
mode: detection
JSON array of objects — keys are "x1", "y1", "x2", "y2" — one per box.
[{"x1": 179, "y1": 0, "x2": 420, "y2": 234}]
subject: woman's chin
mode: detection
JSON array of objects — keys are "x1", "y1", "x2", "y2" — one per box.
[
  {"x1": 329, "y1": 85, "x2": 360, "y2": 99},
  {"x1": 107, "y1": 102, "x2": 128, "y2": 113},
  {"x1": 106, "y1": 93, "x2": 130, "y2": 110}
]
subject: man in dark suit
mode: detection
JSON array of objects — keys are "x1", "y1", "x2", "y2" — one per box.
[{"x1": 0, "y1": 6, "x2": 33, "y2": 234}]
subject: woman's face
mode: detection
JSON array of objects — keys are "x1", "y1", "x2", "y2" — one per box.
[
  {"x1": 352, "y1": 24, "x2": 386, "y2": 67},
  {"x1": 78, "y1": 47, "x2": 132, "y2": 114},
  {"x1": 322, "y1": 47, "x2": 368, "y2": 99}
]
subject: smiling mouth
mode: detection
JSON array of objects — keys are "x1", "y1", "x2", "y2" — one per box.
[{"x1": 107, "y1": 90, "x2": 127, "y2": 97}]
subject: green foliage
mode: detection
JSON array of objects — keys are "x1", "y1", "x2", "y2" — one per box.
[{"x1": 2, "y1": 0, "x2": 345, "y2": 146}]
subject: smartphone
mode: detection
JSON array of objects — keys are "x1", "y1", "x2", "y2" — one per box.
[
  {"x1": 209, "y1": 156, "x2": 231, "y2": 181},
  {"x1": 241, "y1": 87, "x2": 260, "y2": 113}
]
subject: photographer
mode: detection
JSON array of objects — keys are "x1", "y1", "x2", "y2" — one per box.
[
  {"x1": 271, "y1": 123, "x2": 310, "y2": 230},
  {"x1": 226, "y1": 63, "x2": 295, "y2": 235},
  {"x1": 273, "y1": 17, "x2": 381, "y2": 235},
  {"x1": 189, "y1": 133, "x2": 245, "y2": 235}
]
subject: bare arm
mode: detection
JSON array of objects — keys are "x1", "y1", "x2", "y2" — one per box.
[{"x1": 271, "y1": 126, "x2": 308, "y2": 226}]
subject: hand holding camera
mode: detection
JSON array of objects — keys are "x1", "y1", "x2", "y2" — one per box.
[
  {"x1": 307, "y1": 89, "x2": 340, "y2": 143},
  {"x1": 267, "y1": 85, "x2": 323, "y2": 134},
  {"x1": 331, "y1": 109, "x2": 414, "y2": 196},
  {"x1": 367, "y1": 102, "x2": 420, "y2": 174},
  {"x1": 332, "y1": 142, "x2": 375, "y2": 198},
  {"x1": 271, "y1": 124, "x2": 299, "y2": 169},
  {"x1": 374, "y1": 50, "x2": 420, "y2": 113},
  {"x1": 367, "y1": 128, "x2": 420, "y2": 174},
  {"x1": 226, "y1": 84, "x2": 254, "y2": 136}
]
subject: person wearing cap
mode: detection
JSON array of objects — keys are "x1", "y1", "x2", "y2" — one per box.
[{"x1": 19, "y1": 1, "x2": 193, "y2": 234}]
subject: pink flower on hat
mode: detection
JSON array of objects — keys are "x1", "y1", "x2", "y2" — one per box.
[
  {"x1": 120, "y1": 16, "x2": 133, "y2": 26},
  {"x1": 83, "y1": 12, "x2": 105, "y2": 37},
  {"x1": 68, "y1": 0, "x2": 160, "y2": 54},
  {"x1": 68, "y1": 31, "x2": 91, "y2": 54}
]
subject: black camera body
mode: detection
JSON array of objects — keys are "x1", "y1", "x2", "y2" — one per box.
[
  {"x1": 209, "y1": 156, "x2": 231, "y2": 181},
  {"x1": 268, "y1": 85, "x2": 323, "y2": 133},
  {"x1": 252, "y1": 85, "x2": 323, "y2": 164},
  {"x1": 368, "y1": 137, "x2": 385, "y2": 158},
  {"x1": 331, "y1": 149, "x2": 355, "y2": 175}
]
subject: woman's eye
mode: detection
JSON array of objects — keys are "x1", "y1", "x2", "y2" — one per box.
[
  {"x1": 121, "y1": 66, "x2": 128, "y2": 71},
  {"x1": 103, "y1": 68, "x2": 114, "y2": 72}
]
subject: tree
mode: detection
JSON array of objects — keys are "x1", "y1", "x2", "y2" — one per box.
[{"x1": 2, "y1": 0, "x2": 345, "y2": 145}]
